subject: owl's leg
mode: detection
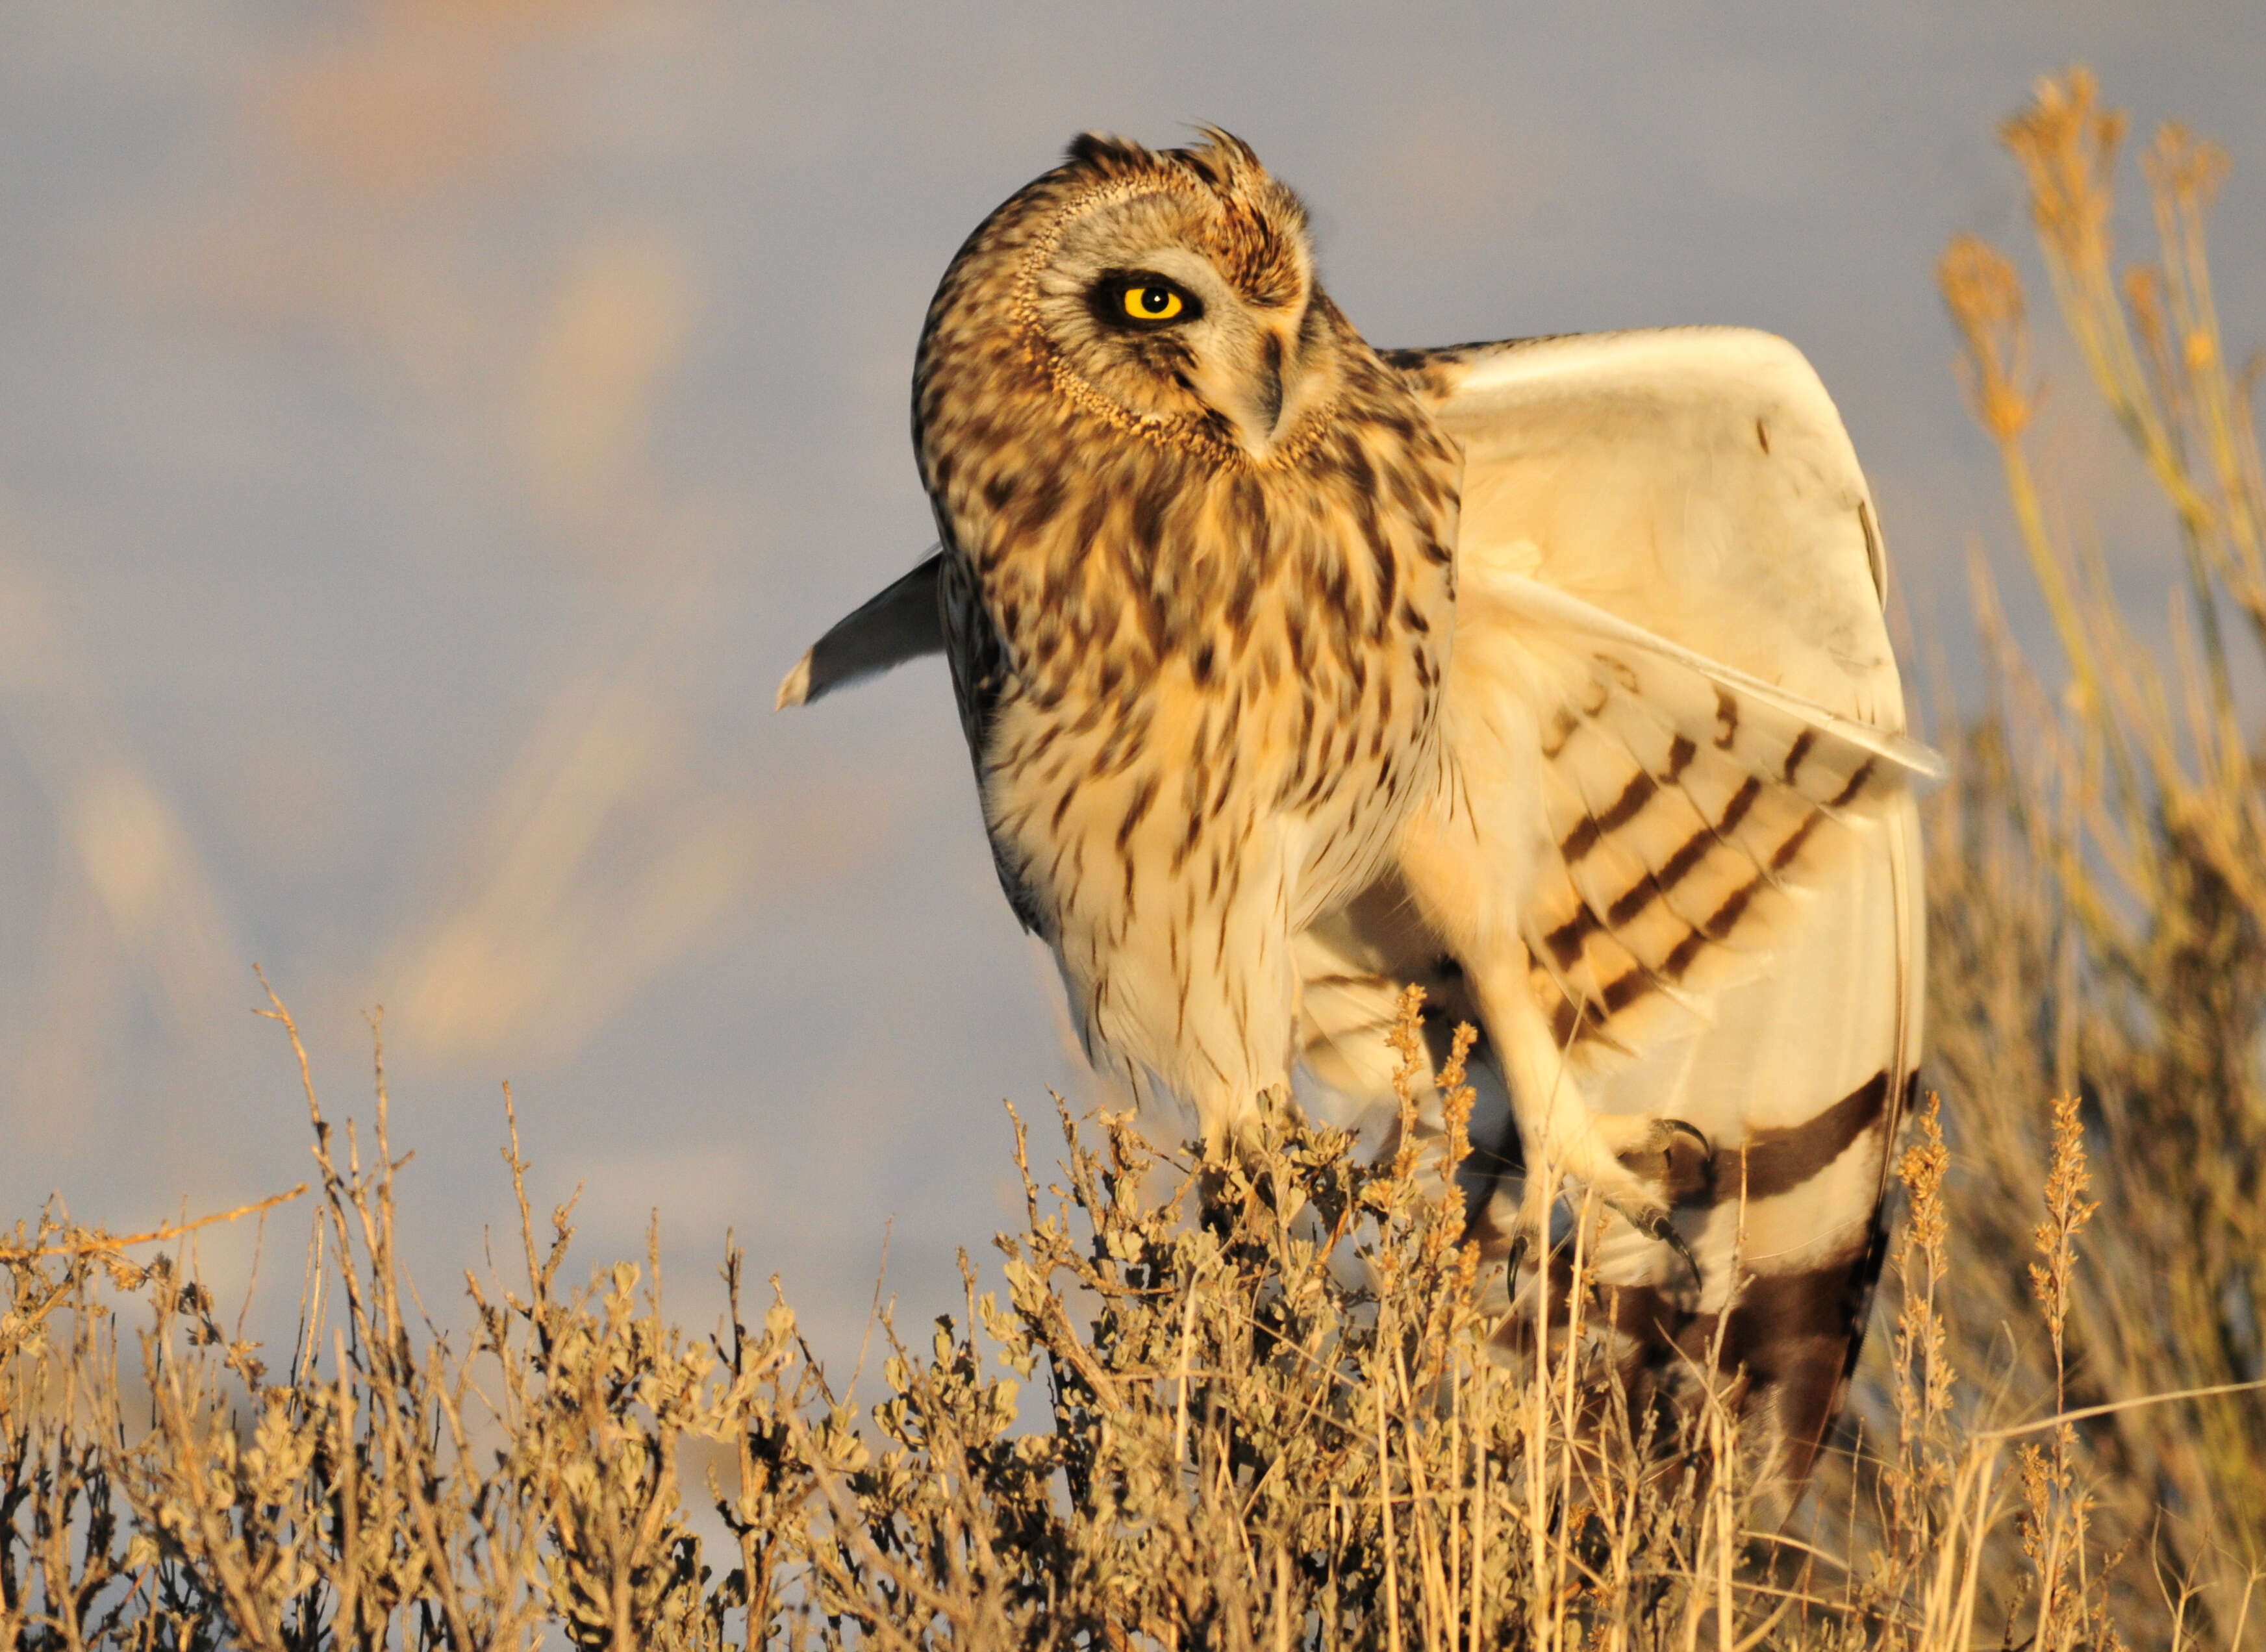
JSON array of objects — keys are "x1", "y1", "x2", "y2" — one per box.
[
  {"x1": 1189, "y1": 1077, "x2": 1310, "y2": 1238},
  {"x1": 1397, "y1": 799, "x2": 1711, "y2": 1273},
  {"x1": 1479, "y1": 968, "x2": 1712, "y2": 1275}
]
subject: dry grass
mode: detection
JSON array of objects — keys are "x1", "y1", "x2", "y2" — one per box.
[
  {"x1": 1911, "y1": 65, "x2": 2266, "y2": 1644},
  {"x1": 5, "y1": 68, "x2": 2265, "y2": 1650}
]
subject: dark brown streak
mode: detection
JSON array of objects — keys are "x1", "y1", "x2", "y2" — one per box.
[
  {"x1": 1768, "y1": 811, "x2": 1824, "y2": 873},
  {"x1": 1660, "y1": 927, "x2": 1707, "y2": 979},
  {"x1": 1828, "y1": 758, "x2": 1878, "y2": 809},
  {"x1": 1114, "y1": 774, "x2": 1159, "y2": 853},
  {"x1": 1704, "y1": 1070, "x2": 1892, "y2": 1205},
  {"x1": 1559, "y1": 770, "x2": 1658, "y2": 867},
  {"x1": 1703, "y1": 874, "x2": 1763, "y2": 939},
  {"x1": 1717, "y1": 775, "x2": 1762, "y2": 838},
  {"x1": 1652, "y1": 829, "x2": 1717, "y2": 899},
  {"x1": 1304, "y1": 971, "x2": 1394, "y2": 992},
  {"x1": 1713, "y1": 687, "x2": 1740, "y2": 750},
  {"x1": 1559, "y1": 816, "x2": 1602, "y2": 865},
  {"x1": 1605, "y1": 874, "x2": 1662, "y2": 931},
  {"x1": 1544, "y1": 905, "x2": 1601, "y2": 970},
  {"x1": 1541, "y1": 707, "x2": 1578, "y2": 760},
  {"x1": 1599, "y1": 970, "x2": 1651, "y2": 1016}
]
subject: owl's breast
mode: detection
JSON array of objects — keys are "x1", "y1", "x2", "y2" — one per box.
[{"x1": 940, "y1": 404, "x2": 1459, "y2": 949}]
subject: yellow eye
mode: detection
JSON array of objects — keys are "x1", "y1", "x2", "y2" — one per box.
[{"x1": 1121, "y1": 284, "x2": 1185, "y2": 322}]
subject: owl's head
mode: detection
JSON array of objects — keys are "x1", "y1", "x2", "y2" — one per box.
[{"x1": 922, "y1": 129, "x2": 1348, "y2": 465}]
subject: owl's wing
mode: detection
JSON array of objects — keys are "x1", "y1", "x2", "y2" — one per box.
[
  {"x1": 1385, "y1": 327, "x2": 1934, "y2": 1496},
  {"x1": 774, "y1": 551, "x2": 944, "y2": 710}
]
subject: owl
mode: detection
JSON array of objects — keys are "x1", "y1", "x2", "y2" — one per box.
[
  {"x1": 909, "y1": 130, "x2": 1459, "y2": 1153},
  {"x1": 779, "y1": 131, "x2": 1941, "y2": 1499}
]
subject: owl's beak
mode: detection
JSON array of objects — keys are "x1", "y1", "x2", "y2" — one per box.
[
  {"x1": 1196, "y1": 325, "x2": 1297, "y2": 459},
  {"x1": 1253, "y1": 333, "x2": 1286, "y2": 439}
]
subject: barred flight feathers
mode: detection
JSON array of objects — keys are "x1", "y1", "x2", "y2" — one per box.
[
  {"x1": 776, "y1": 146, "x2": 1935, "y2": 1510},
  {"x1": 1456, "y1": 567, "x2": 1935, "y2": 1069},
  {"x1": 1378, "y1": 327, "x2": 1933, "y2": 1499}
]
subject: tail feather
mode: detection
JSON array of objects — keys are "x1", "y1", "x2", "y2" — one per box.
[{"x1": 775, "y1": 551, "x2": 945, "y2": 710}]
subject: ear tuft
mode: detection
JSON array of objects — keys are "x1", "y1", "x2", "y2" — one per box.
[
  {"x1": 1066, "y1": 131, "x2": 1153, "y2": 177},
  {"x1": 1175, "y1": 125, "x2": 1265, "y2": 186}
]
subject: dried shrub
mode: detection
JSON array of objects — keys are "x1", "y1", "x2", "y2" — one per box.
[
  {"x1": 0, "y1": 985, "x2": 2219, "y2": 1649},
  {"x1": 1913, "y1": 65, "x2": 2266, "y2": 1646}
]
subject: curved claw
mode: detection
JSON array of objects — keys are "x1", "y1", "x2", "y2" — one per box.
[
  {"x1": 1655, "y1": 1118, "x2": 1716, "y2": 1206},
  {"x1": 1624, "y1": 1117, "x2": 1709, "y2": 1288},
  {"x1": 1637, "y1": 1207, "x2": 1704, "y2": 1290}
]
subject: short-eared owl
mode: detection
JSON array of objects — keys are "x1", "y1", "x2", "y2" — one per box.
[{"x1": 779, "y1": 130, "x2": 1939, "y2": 1496}]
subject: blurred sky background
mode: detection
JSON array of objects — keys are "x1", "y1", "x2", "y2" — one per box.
[{"x1": 4, "y1": 0, "x2": 2263, "y2": 1367}]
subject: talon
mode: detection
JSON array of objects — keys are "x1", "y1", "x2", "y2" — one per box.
[
  {"x1": 1528, "y1": 1110, "x2": 1718, "y2": 1288},
  {"x1": 1643, "y1": 1209, "x2": 1704, "y2": 1290},
  {"x1": 1650, "y1": 1118, "x2": 1715, "y2": 1207}
]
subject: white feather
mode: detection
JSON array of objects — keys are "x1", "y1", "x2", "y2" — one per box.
[{"x1": 1337, "y1": 327, "x2": 1935, "y2": 1489}]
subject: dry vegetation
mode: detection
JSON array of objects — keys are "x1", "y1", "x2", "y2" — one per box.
[{"x1": 5, "y1": 69, "x2": 2265, "y2": 1651}]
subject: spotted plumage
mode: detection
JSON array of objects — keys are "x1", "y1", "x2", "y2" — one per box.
[
  {"x1": 909, "y1": 131, "x2": 1458, "y2": 1143},
  {"x1": 779, "y1": 137, "x2": 1940, "y2": 1506}
]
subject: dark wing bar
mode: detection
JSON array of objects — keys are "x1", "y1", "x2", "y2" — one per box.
[{"x1": 774, "y1": 550, "x2": 947, "y2": 709}]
